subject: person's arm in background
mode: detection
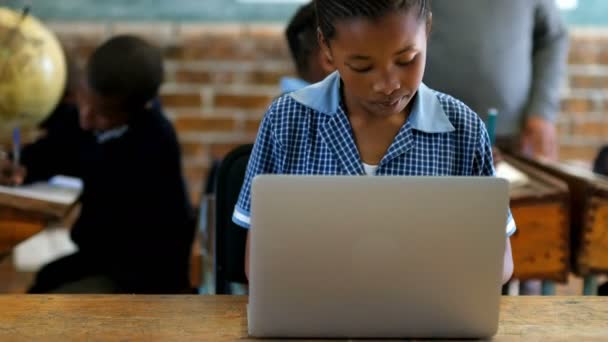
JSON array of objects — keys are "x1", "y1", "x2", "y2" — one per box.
[
  {"x1": 0, "y1": 105, "x2": 85, "y2": 185},
  {"x1": 12, "y1": 50, "x2": 85, "y2": 185},
  {"x1": 0, "y1": 158, "x2": 26, "y2": 185},
  {"x1": 521, "y1": 0, "x2": 569, "y2": 160},
  {"x1": 20, "y1": 104, "x2": 87, "y2": 183}
]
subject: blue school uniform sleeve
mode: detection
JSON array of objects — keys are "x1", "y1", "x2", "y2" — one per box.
[
  {"x1": 474, "y1": 123, "x2": 517, "y2": 238},
  {"x1": 232, "y1": 105, "x2": 282, "y2": 229}
]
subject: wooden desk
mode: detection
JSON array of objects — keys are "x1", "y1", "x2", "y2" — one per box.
[
  {"x1": 509, "y1": 155, "x2": 608, "y2": 294},
  {"x1": 0, "y1": 206, "x2": 204, "y2": 289},
  {"x1": 500, "y1": 156, "x2": 571, "y2": 295},
  {"x1": 0, "y1": 190, "x2": 79, "y2": 257},
  {"x1": 0, "y1": 295, "x2": 605, "y2": 341},
  {"x1": 0, "y1": 207, "x2": 53, "y2": 257}
]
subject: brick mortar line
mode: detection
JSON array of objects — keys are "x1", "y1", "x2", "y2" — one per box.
[{"x1": 165, "y1": 60, "x2": 293, "y2": 72}]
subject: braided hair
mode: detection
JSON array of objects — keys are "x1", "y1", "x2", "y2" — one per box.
[{"x1": 315, "y1": 0, "x2": 431, "y2": 42}]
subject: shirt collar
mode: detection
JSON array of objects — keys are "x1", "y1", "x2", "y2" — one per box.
[
  {"x1": 96, "y1": 125, "x2": 129, "y2": 143},
  {"x1": 289, "y1": 71, "x2": 341, "y2": 115},
  {"x1": 279, "y1": 76, "x2": 310, "y2": 94},
  {"x1": 288, "y1": 71, "x2": 455, "y2": 133}
]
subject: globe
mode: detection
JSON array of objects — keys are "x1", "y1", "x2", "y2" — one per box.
[{"x1": 0, "y1": 7, "x2": 66, "y2": 139}]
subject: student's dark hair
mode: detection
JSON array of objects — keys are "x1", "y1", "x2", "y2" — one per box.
[
  {"x1": 315, "y1": 0, "x2": 432, "y2": 42},
  {"x1": 285, "y1": 2, "x2": 318, "y2": 78},
  {"x1": 86, "y1": 35, "x2": 163, "y2": 110}
]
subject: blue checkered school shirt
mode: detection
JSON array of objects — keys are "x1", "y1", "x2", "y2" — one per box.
[{"x1": 233, "y1": 71, "x2": 516, "y2": 236}]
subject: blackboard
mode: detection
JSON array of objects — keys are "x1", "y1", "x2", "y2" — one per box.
[
  {"x1": 2, "y1": 0, "x2": 607, "y2": 26},
  {"x1": 3, "y1": 0, "x2": 308, "y2": 22}
]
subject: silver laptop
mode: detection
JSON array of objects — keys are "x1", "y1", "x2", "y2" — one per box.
[{"x1": 248, "y1": 175, "x2": 508, "y2": 339}]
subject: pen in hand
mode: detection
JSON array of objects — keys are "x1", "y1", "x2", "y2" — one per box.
[{"x1": 12, "y1": 127, "x2": 20, "y2": 168}]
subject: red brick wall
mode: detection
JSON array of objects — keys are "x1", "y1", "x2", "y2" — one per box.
[
  {"x1": 560, "y1": 29, "x2": 608, "y2": 164},
  {"x1": 46, "y1": 22, "x2": 608, "y2": 205},
  {"x1": 48, "y1": 22, "x2": 289, "y2": 205}
]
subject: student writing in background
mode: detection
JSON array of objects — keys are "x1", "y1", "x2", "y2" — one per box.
[{"x1": 0, "y1": 35, "x2": 195, "y2": 294}]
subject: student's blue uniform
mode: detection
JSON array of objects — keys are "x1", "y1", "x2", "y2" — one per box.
[
  {"x1": 279, "y1": 76, "x2": 310, "y2": 94},
  {"x1": 233, "y1": 71, "x2": 516, "y2": 236}
]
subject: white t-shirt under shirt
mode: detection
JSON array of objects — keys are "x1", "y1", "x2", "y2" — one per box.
[{"x1": 363, "y1": 163, "x2": 378, "y2": 176}]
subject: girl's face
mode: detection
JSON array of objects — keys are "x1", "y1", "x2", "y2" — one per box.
[{"x1": 320, "y1": 10, "x2": 429, "y2": 119}]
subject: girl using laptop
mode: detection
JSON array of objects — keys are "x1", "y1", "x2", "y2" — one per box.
[{"x1": 233, "y1": 0, "x2": 515, "y2": 284}]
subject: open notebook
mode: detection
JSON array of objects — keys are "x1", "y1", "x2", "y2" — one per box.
[
  {"x1": 0, "y1": 176, "x2": 82, "y2": 219},
  {"x1": 495, "y1": 161, "x2": 530, "y2": 189}
]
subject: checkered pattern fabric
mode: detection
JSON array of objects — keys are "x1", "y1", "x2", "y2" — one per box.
[{"x1": 233, "y1": 77, "x2": 516, "y2": 237}]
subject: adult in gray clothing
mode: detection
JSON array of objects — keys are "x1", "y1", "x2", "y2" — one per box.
[{"x1": 424, "y1": 0, "x2": 568, "y2": 160}]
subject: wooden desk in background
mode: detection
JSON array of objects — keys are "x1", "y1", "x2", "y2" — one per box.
[
  {"x1": 0, "y1": 207, "x2": 75, "y2": 260},
  {"x1": 0, "y1": 295, "x2": 606, "y2": 341},
  {"x1": 0, "y1": 204, "x2": 204, "y2": 289},
  {"x1": 0, "y1": 183, "x2": 80, "y2": 259},
  {"x1": 510, "y1": 155, "x2": 608, "y2": 295},
  {"x1": 503, "y1": 156, "x2": 570, "y2": 295}
]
